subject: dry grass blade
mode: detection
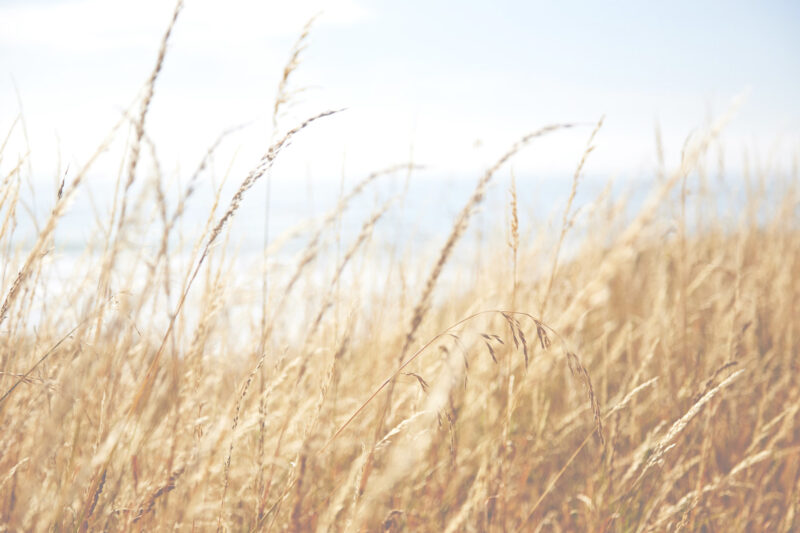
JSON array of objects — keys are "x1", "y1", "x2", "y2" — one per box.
[
  {"x1": 541, "y1": 115, "x2": 604, "y2": 315},
  {"x1": 102, "y1": 0, "x2": 183, "y2": 279}
]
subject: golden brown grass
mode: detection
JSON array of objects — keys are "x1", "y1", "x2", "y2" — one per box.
[{"x1": 1, "y1": 8, "x2": 799, "y2": 533}]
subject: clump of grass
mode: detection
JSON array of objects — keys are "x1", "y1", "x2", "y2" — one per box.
[{"x1": 0, "y1": 7, "x2": 798, "y2": 533}]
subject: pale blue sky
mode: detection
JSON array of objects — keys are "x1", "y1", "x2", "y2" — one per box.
[{"x1": 1, "y1": 0, "x2": 798, "y2": 186}]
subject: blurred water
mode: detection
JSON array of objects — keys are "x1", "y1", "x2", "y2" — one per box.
[
  {"x1": 11, "y1": 168, "x2": 775, "y2": 266},
  {"x1": 3, "y1": 167, "x2": 786, "y2": 339},
  {"x1": 21, "y1": 172, "x2": 618, "y2": 252}
]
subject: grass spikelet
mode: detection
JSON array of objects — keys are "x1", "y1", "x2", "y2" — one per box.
[
  {"x1": 566, "y1": 351, "x2": 604, "y2": 445},
  {"x1": 273, "y1": 15, "x2": 318, "y2": 128},
  {"x1": 218, "y1": 354, "x2": 266, "y2": 529},
  {"x1": 376, "y1": 411, "x2": 431, "y2": 451},
  {"x1": 605, "y1": 377, "x2": 659, "y2": 418},
  {"x1": 403, "y1": 372, "x2": 430, "y2": 393},
  {"x1": 633, "y1": 368, "x2": 746, "y2": 490},
  {"x1": 535, "y1": 322, "x2": 551, "y2": 350},
  {"x1": 204, "y1": 110, "x2": 342, "y2": 261},
  {"x1": 502, "y1": 312, "x2": 530, "y2": 367},
  {"x1": 81, "y1": 468, "x2": 107, "y2": 532},
  {"x1": 483, "y1": 337, "x2": 498, "y2": 363},
  {"x1": 508, "y1": 170, "x2": 519, "y2": 304},
  {"x1": 692, "y1": 360, "x2": 738, "y2": 403},
  {"x1": 517, "y1": 326, "x2": 529, "y2": 367},
  {"x1": 132, "y1": 466, "x2": 185, "y2": 524}
]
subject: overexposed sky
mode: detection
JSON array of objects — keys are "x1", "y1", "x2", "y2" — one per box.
[{"x1": 1, "y1": 0, "x2": 799, "y2": 187}]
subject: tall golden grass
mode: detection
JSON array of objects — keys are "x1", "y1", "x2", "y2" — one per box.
[{"x1": 1, "y1": 6, "x2": 798, "y2": 532}]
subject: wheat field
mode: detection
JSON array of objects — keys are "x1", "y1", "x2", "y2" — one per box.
[{"x1": 1, "y1": 4, "x2": 799, "y2": 532}]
